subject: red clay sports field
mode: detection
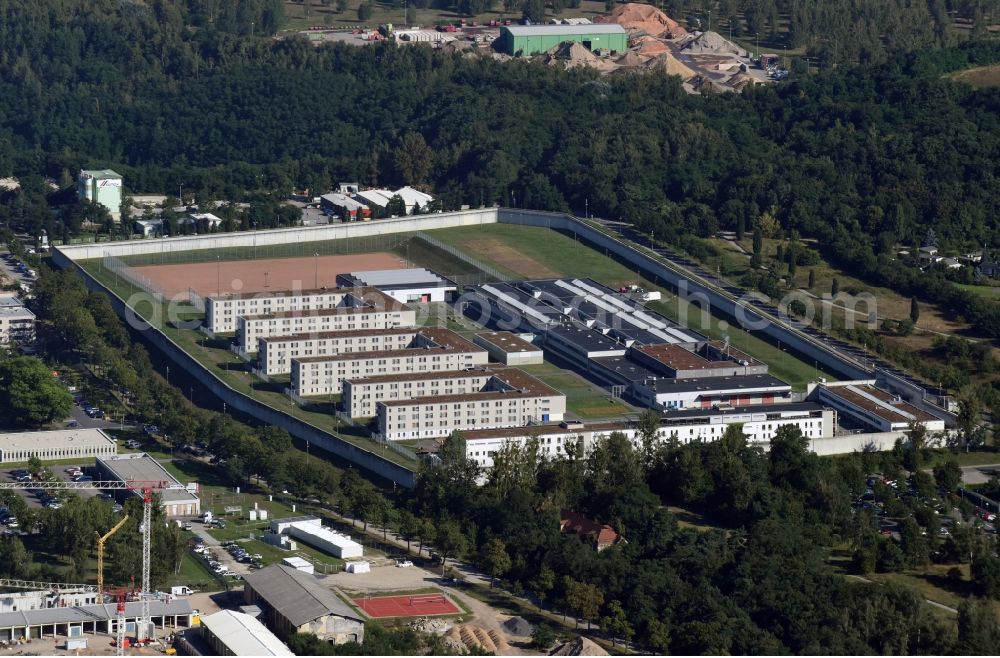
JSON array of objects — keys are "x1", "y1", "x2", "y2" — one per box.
[{"x1": 353, "y1": 592, "x2": 460, "y2": 618}]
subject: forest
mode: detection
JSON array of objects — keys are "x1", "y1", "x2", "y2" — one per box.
[{"x1": 1, "y1": 2, "x2": 1000, "y2": 343}]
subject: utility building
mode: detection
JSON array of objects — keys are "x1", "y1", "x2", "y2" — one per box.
[
  {"x1": 495, "y1": 24, "x2": 628, "y2": 56},
  {"x1": 77, "y1": 169, "x2": 123, "y2": 221}
]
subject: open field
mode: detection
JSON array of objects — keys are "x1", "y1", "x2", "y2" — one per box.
[
  {"x1": 132, "y1": 252, "x2": 408, "y2": 298},
  {"x1": 950, "y1": 64, "x2": 1000, "y2": 88},
  {"x1": 519, "y1": 361, "x2": 634, "y2": 419}
]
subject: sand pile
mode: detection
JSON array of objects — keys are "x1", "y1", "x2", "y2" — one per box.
[
  {"x1": 544, "y1": 41, "x2": 615, "y2": 71},
  {"x1": 597, "y1": 2, "x2": 687, "y2": 38},
  {"x1": 682, "y1": 30, "x2": 747, "y2": 56},
  {"x1": 503, "y1": 616, "x2": 534, "y2": 637},
  {"x1": 615, "y1": 50, "x2": 645, "y2": 68},
  {"x1": 644, "y1": 52, "x2": 696, "y2": 79},
  {"x1": 446, "y1": 624, "x2": 511, "y2": 654},
  {"x1": 551, "y1": 636, "x2": 609, "y2": 656},
  {"x1": 635, "y1": 37, "x2": 670, "y2": 56}
]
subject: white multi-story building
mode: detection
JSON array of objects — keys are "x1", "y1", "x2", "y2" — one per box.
[
  {"x1": 461, "y1": 402, "x2": 834, "y2": 468},
  {"x1": 258, "y1": 327, "x2": 420, "y2": 376},
  {"x1": 0, "y1": 296, "x2": 35, "y2": 345},
  {"x1": 236, "y1": 291, "x2": 414, "y2": 356},
  {"x1": 290, "y1": 328, "x2": 488, "y2": 397},
  {"x1": 207, "y1": 287, "x2": 370, "y2": 335},
  {"x1": 376, "y1": 369, "x2": 566, "y2": 440},
  {"x1": 344, "y1": 366, "x2": 523, "y2": 418}
]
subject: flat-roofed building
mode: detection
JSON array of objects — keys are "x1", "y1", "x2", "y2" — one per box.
[
  {"x1": 290, "y1": 328, "x2": 487, "y2": 397},
  {"x1": 268, "y1": 516, "x2": 363, "y2": 559},
  {"x1": 77, "y1": 169, "x2": 123, "y2": 221},
  {"x1": 630, "y1": 341, "x2": 768, "y2": 379},
  {"x1": 813, "y1": 382, "x2": 946, "y2": 432},
  {"x1": 199, "y1": 610, "x2": 293, "y2": 657},
  {"x1": 207, "y1": 287, "x2": 367, "y2": 335},
  {"x1": 0, "y1": 599, "x2": 193, "y2": 643},
  {"x1": 0, "y1": 296, "x2": 35, "y2": 345},
  {"x1": 631, "y1": 373, "x2": 792, "y2": 410},
  {"x1": 95, "y1": 453, "x2": 200, "y2": 517},
  {"x1": 376, "y1": 369, "x2": 565, "y2": 440},
  {"x1": 0, "y1": 428, "x2": 117, "y2": 464},
  {"x1": 236, "y1": 291, "x2": 414, "y2": 356},
  {"x1": 344, "y1": 366, "x2": 532, "y2": 418},
  {"x1": 461, "y1": 403, "x2": 834, "y2": 468},
  {"x1": 335, "y1": 268, "x2": 456, "y2": 304},
  {"x1": 243, "y1": 564, "x2": 365, "y2": 645},
  {"x1": 473, "y1": 332, "x2": 544, "y2": 366},
  {"x1": 258, "y1": 327, "x2": 420, "y2": 376}
]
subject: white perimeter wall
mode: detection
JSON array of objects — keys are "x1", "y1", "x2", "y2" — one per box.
[{"x1": 54, "y1": 209, "x2": 500, "y2": 262}]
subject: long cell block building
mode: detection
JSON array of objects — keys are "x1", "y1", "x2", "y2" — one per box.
[
  {"x1": 376, "y1": 367, "x2": 565, "y2": 440},
  {"x1": 290, "y1": 328, "x2": 488, "y2": 397}
]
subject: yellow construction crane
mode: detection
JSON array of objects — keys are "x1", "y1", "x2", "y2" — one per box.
[{"x1": 96, "y1": 514, "x2": 130, "y2": 596}]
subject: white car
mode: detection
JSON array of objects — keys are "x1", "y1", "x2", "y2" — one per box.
[{"x1": 396, "y1": 560, "x2": 414, "y2": 568}]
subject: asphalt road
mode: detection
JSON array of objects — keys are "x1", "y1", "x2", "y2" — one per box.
[{"x1": 956, "y1": 463, "x2": 1000, "y2": 486}]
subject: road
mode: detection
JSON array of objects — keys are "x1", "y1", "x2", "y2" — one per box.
[
  {"x1": 955, "y1": 463, "x2": 1000, "y2": 486},
  {"x1": 846, "y1": 574, "x2": 958, "y2": 614}
]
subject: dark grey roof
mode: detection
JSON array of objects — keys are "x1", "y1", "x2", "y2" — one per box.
[
  {"x1": 0, "y1": 600, "x2": 192, "y2": 628},
  {"x1": 641, "y1": 374, "x2": 791, "y2": 394},
  {"x1": 243, "y1": 564, "x2": 362, "y2": 626},
  {"x1": 660, "y1": 401, "x2": 825, "y2": 421}
]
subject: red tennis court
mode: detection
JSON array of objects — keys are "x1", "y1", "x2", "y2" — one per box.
[{"x1": 353, "y1": 592, "x2": 460, "y2": 618}]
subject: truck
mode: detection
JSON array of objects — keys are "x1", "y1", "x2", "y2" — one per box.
[{"x1": 201, "y1": 510, "x2": 213, "y2": 523}]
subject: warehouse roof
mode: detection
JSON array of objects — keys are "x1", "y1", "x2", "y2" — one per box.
[
  {"x1": 473, "y1": 331, "x2": 541, "y2": 354},
  {"x1": 200, "y1": 610, "x2": 293, "y2": 656},
  {"x1": 820, "y1": 384, "x2": 937, "y2": 424},
  {"x1": 0, "y1": 599, "x2": 191, "y2": 628},
  {"x1": 96, "y1": 453, "x2": 198, "y2": 504},
  {"x1": 338, "y1": 268, "x2": 454, "y2": 290},
  {"x1": 243, "y1": 564, "x2": 362, "y2": 627},
  {"x1": 503, "y1": 24, "x2": 627, "y2": 36},
  {"x1": 0, "y1": 428, "x2": 116, "y2": 451},
  {"x1": 641, "y1": 374, "x2": 791, "y2": 394}
]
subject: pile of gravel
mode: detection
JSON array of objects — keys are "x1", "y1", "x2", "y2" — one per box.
[{"x1": 503, "y1": 616, "x2": 534, "y2": 637}]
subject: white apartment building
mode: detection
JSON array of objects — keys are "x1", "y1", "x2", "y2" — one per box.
[
  {"x1": 290, "y1": 328, "x2": 488, "y2": 397},
  {"x1": 376, "y1": 371, "x2": 566, "y2": 440},
  {"x1": 258, "y1": 327, "x2": 420, "y2": 376},
  {"x1": 343, "y1": 367, "x2": 522, "y2": 418},
  {"x1": 237, "y1": 302, "x2": 415, "y2": 356},
  {"x1": 461, "y1": 403, "x2": 834, "y2": 468},
  {"x1": 207, "y1": 287, "x2": 376, "y2": 334},
  {"x1": 0, "y1": 298, "x2": 35, "y2": 345}
]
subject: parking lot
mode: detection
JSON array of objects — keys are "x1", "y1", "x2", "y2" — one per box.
[{"x1": 0, "y1": 463, "x2": 114, "y2": 513}]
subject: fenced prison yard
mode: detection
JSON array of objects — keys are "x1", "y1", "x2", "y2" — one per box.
[
  {"x1": 131, "y1": 252, "x2": 407, "y2": 299},
  {"x1": 99, "y1": 232, "x2": 509, "y2": 301}
]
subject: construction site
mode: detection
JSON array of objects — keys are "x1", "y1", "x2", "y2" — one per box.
[{"x1": 0, "y1": 478, "x2": 194, "y2": 654}]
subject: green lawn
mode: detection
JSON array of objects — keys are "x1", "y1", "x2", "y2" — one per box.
[
  {"x1": 925, "y1": 449, "x2": 1000, "y2": 468},
  {"x1": 520, "y1": 361, "x2": 633, "y2": 419},
  {"x1": 169, "y1": 552, "x2": 224, "y2": 590},
  {"x1": 955, "y1": 283, "x2": 1000, "y2": 300}
]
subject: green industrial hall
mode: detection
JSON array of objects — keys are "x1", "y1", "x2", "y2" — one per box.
[{"x1": 495, "y1": 24, "x2": 628, "y2": 56}]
